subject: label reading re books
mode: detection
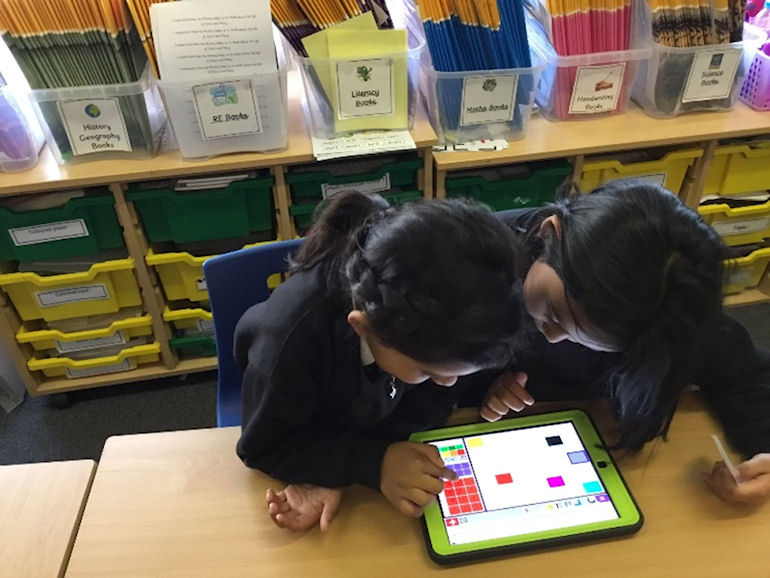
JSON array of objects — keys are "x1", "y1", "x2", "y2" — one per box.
[
  {"x1": 193, "y1": 79, "x2": 262, "y2": 139},
  {"x1": 322, "y1": 174, "x2": 391, "y2": 199},
  {"x1": 569, "y1": 64, "x2": 626, "y2": 114},
  {"x1": 460, "y1": 74, "x2": 518, "y2": 126},
  {"x1": 58, "y1": 99, "x2": 131, "y2": 155},
  {"x1": 682, "y1": 48, "x2": 742, "y2": 103},
  {"x1": 10, "y1": 219, "x2": 89, "y2": 246},
  {"x1": 36, "y1": 284, "x2": 110, "y2": 308},
  {"x1": 336, "y1": 58, "x2": 394, "y2": 119}
]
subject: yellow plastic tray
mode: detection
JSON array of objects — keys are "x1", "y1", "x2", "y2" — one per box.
[
  {"x1": 0, "y1": 258, "x2": 142, "y2": 322},
  {"x1": 578, "y1": 148, "x2": 703, "y2": 194},
  {"x1": 699, "y1": 200, "x2": 770, "y2": 246},
  {"x1": 704, "y1": 142, "x2": 770, "y2": 197},
  {"x1": 27, "y1": 342, "x2": 162, "y2": 378},
  {"x1": 724, "y1": 247, "x2": 770, "y2": 295},
  {"x1": 16, "y1": 315, "x2": 153, "y2": 353},
  {"x1": 163, "y1": 306, "x2": 214, "y2": 332}
]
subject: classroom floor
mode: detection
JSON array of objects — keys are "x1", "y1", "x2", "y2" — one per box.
[{"x1": 1, "y1": 303, "x2": 769, "y2": 466}]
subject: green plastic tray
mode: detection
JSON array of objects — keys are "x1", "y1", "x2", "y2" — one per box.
[
  {"x1": 290, "y1": 190, "x2": 422, "y2": 231},
  {"x1": 169, "y1": 334, "x2": 217, "y2": 359}
]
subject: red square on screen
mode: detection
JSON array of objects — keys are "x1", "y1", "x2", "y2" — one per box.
[{"x1": 496, "y1": 473, "x2": 513, "y2": 484}]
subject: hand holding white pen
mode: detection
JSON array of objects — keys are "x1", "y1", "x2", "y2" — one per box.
[{"x1": 704, "y1": 435, "x2": 770, "y2": 505}]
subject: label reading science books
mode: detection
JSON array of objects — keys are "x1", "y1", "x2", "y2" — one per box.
[
  {"x1": 337, "y1": 58, "x2": 394, "y2": 119},
  {"x1": 55, "y1": 331, "x2": 127, "y2": 354},
  {"x1": 460, "y1": 74, "x2": 518, "y2": 126},
  {"x1": 569, "y1": 63, "x2": 626, "y2": 114},
  {"x1": 10, "y1": 219, "x2": 89, "y2": 246},
  {"x1": 322, "y1": 174, "x2": 391, "y2": 199},
  {"x1": 58, "y1": 99, "x2": 131, "y2": 155},
  {"x1": 36, "y1": 284, "x2": 110, "y2": 308},
  {"x1": 682, "y1": 48, "x2": 742, "y2": 103},
  {"x1": 193, "y1": 79, "x2": 262, "y2": 139}
]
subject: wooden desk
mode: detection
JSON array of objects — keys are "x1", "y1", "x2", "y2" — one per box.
[
  {"x1": 0, "y1": 460, "x2": 96, "y2": 578},
  {"x1": 66, "y1": 396, "x2": 769, "y2": 577}
]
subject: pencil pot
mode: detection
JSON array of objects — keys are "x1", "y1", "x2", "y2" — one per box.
[
  {"x1": 632, "y1": 41, "x2": 746, "y2": 118},
  {"x1": 423, "y1": 60, "x2": 544, "y2": 145},
  {"x1": 0, "y1": 84, "x2": 44, "y2": 172},
  {"x1": 26, "y1": 66, "x2": 165, "y2": 165},
  {"x1": 156, "y1": 66, "x2": 289, "y2": 159},
  {"x1": 296, "y1": 34, "x2": 424, "y2": 138},
  {"x1": 740, "y1": 47, "x2": 770, "y2": 111}
]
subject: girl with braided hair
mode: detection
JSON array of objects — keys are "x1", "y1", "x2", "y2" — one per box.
[
  {"x1": 478, "y1": 179, "x2": 770, "y2": 506},
  {"x1": 235, "y1": 191, "x2": 525, "y2": 532}
]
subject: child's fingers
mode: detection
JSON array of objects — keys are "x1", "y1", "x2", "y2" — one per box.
[
  {"x1": 737, "y1": 453, "x2": 770, "y2": 480},
  {"x1": 319, "y1": 499, "x2": 340, "y2": 532},
  {"x1": 266, "y1": 488, "x2": 287, "y2": 505},
  {"x1": 395, "y1": 497, "x2": 425, "y2": 517},
  {"x1": 482, "y1": 394, "x2": 510, "y2": 419}
]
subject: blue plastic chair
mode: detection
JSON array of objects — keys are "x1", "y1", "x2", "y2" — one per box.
[{"x1": 203, "y1": 238, "x2": 304, "y2": 427}]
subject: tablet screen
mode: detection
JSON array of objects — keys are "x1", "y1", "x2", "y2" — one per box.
[{"x1": 430, "y1": 421, "x2": 618, "y2": 546}]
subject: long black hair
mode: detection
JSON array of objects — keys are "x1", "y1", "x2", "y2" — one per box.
[
  {"x1": 532, "y1": 179, "x2": 726, "y2": 450},
  {"x1": 292, "y1": 191, "x2": 525, "y2": 368}
]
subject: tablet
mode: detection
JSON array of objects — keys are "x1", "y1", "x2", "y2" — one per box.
[{"x1": 409, "y1": 410, "x2": 643, "y2": 564}]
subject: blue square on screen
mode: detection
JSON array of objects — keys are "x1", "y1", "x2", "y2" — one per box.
[
  {"x1": 583, "y1": 481, "x2": 602, "y2": 493},
  {"x1": 568, "y1": 450, "x2": 590, "y2": 464}
]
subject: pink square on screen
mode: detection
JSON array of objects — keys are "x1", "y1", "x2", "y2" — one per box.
[
  {"x1": 547, "y1": 476, "x2": 565, "y2": 488},
  {"x1": 495, "y1": 473, "x2": 513, "y2": 484}
]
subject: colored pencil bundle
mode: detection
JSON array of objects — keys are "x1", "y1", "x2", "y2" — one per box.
[
  {"x1": 271, "y1": 0, "x2": 393, "y2": 56},
  {"x1": 544, "y1": 0, "x2": 632, "y2": 55},
  {"x1": 0, "y1": 0, "x2": 146, "y2": 89},
  {"x1": 416, "y1": 0, "x2": 532, "y2": 72},
  {"x1": 648, "y1": 0, "x2": 744, "y2": 47}
]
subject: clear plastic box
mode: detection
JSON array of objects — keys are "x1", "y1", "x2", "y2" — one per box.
[
  {"x1": 27, "y1": 66, "x2": 165, "y2": 164},
  {"x1": 740, "y1": 47, "x2": 770, "y2": 111},
  {"x1": 296, "y1": 32, "x2": 424, "y2": 138},
  {"x1": 422, "y1": 58, "x2": 545, "y2": 144},
  {"x1": 0, "y1": 84, "x2": 44, "y2": 172}
]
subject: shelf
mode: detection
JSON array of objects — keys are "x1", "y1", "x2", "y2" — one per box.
[
  {"x1": 724, "y1": 289, "x2": 770, "y2": 308},
  {"x1": 434, "y1": 102, "x2": 770, "y2": 171}
]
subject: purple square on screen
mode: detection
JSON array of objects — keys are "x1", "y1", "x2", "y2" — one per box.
[
  {"x1": 596, "y1": 494, "x2": 610, "y2": 502},
  {"x1": 547, "y1": 476, "x2": 565, "y2": 488},
  {"x1": 568, "y1": 450, "x2": 590, "y2": 464}
]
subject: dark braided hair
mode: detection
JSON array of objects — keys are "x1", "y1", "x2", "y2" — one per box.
[{"x1": 292, "y1": 191, "x2": 525, "y2": 368}]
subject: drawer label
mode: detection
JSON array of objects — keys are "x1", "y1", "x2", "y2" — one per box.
[
  {"x1": 197, "y1": 319, "x2": 215, "y2": 333},
  {"x1": 682, "y1": 48, "x2": 742, "y2": 103},
  {"x1": 10, "y1": 219, "x2": 89, "y2": 246},
  {"x1": 712, "y1": 217, "x2": 770, "y2": 237},
  {"x1": 195, "y1": 278, "x2": 208, "y2": 292},
  {"x1": 64, "y1": 358, "x2": 135, "y2": 379},
  {"x1": 336, "y1": 58, "x2": 394, "y2": 119},
  {"x1": 55, "y1": 330, "x2": 127, "y2": 354},
  {"x1": 36, "y1": 284, "x2": 110, "y2": 307},
  {"x1": 57, "y1": 98, "x2": 132, "y2": 155},
  {"x1": 460, "y1": 74, "x2": 518, "y2": 126},
  {"x1": 569, "y1": 63, "x2": 626, "y2": 114},
  {"x1": 322, "y1": 174, "x2": 391, "y2": 199}
]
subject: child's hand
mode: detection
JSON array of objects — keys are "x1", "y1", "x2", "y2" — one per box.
[
  {"x1": 380, "y1": 441, "x2": 458, "y2": 517},
  {"x1": 704, "y1": 453, "x2": 770, "y2": 505},
  {"x1": 480, "y1": 371, "x2": 533, "y2": 422},
  {"x1": 266, "y1": 483, "x2": 342, "y2": 532}
]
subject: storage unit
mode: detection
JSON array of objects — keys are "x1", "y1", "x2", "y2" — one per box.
[
  {"x1": 578, "y1": 148, "x2": 703, "y2": 193},
  {"x1": 724, "y1": 247, "x2": 770, "y2": 295},
  {"x1": 16, "y1": 315, "x2": 154, "y2": 354},
  {"x1": 703, "y1": 141, "x2": 770, "y2": 196},
  {"x1": 145, "y1": 249, "x2": 212, "y2": 304},
  {"x1": 699, "y1": 200, "x2": 770, "y2": 246},
  {"x1": 27, "y1": 342, "x2": 162, "y2": 378},
  {"x1": 0, "y1": 193, "x2": 124, "y2": 262}
]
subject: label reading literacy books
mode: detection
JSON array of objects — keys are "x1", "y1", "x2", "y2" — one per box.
[
  {"x1": 460, "y1": 75, "x2": 518, "y2": 126},
  {"x1": 36, "y1": 284, "x2": 110, "y2": 307},
  {"x1": 10, "y1": 219, "x2": 89, "y2": 246},
  {"x1": 336, "y1": 58, "x2": 394, "y2": 119},
  {"x1": 58, "y1": 99, "x2": 131, "y2": 155},
  {"x1": 569, "y1": 64, "x2": 626, "y2": 114},
  {"x1": 682, "y1": 48, "x2": 742, "y2": 103},
  {"x1": 193, "y1": 79, "x2": 262, "y2": 139}
]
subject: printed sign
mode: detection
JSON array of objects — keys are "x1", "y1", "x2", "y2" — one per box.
[
  {"x1": 322, "y1": 174, "x2": 391, "y2": 199},
  {"x1": 36, "y1": 284, "x2": 110, "y2": 308},
  {"x1": 569, "y1": 64, "x2": 626, "y2": 114},
  {"x1": 65, "y1": 358, "x2": 135, "y2": 379},
  {"x1": 193, "y1": 79, "x2": 262, "y2": 139},
  {"x1": 10, "y1": 219, "x2": 89, "y2": 246},
  {"x1": 55, "y1": 331, "x2": 127, "y2": 354},
  {"x1": 336, "y1": 58, "x2": 394, "y2": 119},
  {"x1": 460, "y1": 74, "x2": 518, "y2": 126},
  {"x1": 682, "y1": 48, "x2": 742, "y2": 103},
  {"x1": 197, "y1": 319, "x2": 215, "y2": 333},
  {"x1": 58, "y1": 98, "x2": 131, "y2": 155},
  {"x1": 712, "y1": 217, "x2": 770, "y2": 238}
]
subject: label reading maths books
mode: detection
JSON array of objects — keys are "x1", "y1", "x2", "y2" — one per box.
[
  {"x1": 58, "y1": 98, "x2": 131, "y2": 155},
  {"x1": 569, "y1": 64, "x2": 626, "y2": 114},
  {"x1": 460, "y1": 74, "x2": 518, "y2": 126},
  {"x1": 682, "y1": 48, "x2": 742, "y2": 103},
  {"x1": 193, "y1": 79, "x2": 262, "y2": 139},
  {"x1": 36, "y1": 284, "x2": 110, "y2": 308},
  {"x1": 337, "y1": 58, "x2": 394, "y2": 119},
  {"x1": 10, "y1": 219, "x2": 89, "y2": 246}
]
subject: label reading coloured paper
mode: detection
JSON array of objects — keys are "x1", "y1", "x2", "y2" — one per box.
[
  {"x1": 460, "y1": 74, "x2": 518, "y2": 126},
  {"x1": 629, "y1": 172, "x2": 667, "y2": 187},
  {"x1": 55, "y1": 331, "x2": 127, "y2": 354},
  {"x1": 569, "y1": 64, "x2": 626, "y2": 114},
  {"x1": 322, "y1": 174, "x2": 391, "y2": 199},
  {"x1": 10, "y1": 219, "x2": 89, "y2": 246},
  {"x1": 57, "y1": 99, "x2": 131, "y2": 155},
  {"x1": 712, "y1": 217, "x2": 770, "y2": 237},
  {"x1": 65, "y1": 358, "x2": 135, "y2": 379},
  {"x1": 193, "y1": 79, "x2": 262, "y2": 139},
  {"x1": 682, "y1": 48, "x2": 742, "y2": 103},
  {"x1": 336, "y1": 58, "x2": 393, "y2": 119},
  {"x1": 36, "y1": 284, "x2": 110, "y2": 308}
]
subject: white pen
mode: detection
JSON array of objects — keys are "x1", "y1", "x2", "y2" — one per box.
[{"x1": 711, "y1": 433, "x2": 741, "y2": 484}]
